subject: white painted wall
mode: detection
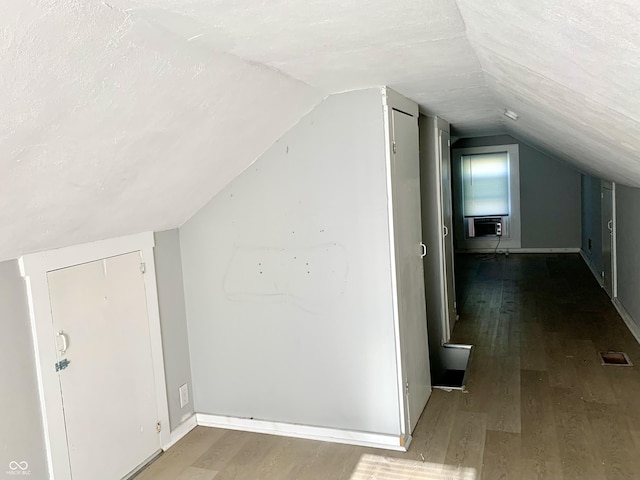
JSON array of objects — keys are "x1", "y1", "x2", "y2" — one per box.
[
  {"x1": 0, "y1": 261, "x2": 48, "y2": 479},
  {"x1": 154, "y1": 230, "x2": 194, "y2": 430},
  {"x1": 180, "y1": 88, "x2": 402, "y2": 435}
]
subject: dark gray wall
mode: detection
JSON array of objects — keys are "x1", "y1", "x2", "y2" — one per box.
[
  {"x1": 615, "y1": 185, "x2": 640, "y2": 327},
  {"x1": 581, "y1": 174, "x2": 603, "y2": 276},
  {"x1": 452, "y1": 134, "x2": 581, "y2": 249},
  {"x1": 154, "y1": 230, "x2": 194, "y2": 430},
  {"x1": 0, "y1": 260, "x2": 47, "y2": 479}
]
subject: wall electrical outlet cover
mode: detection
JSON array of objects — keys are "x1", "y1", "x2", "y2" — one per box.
[{"x1": 179, "y1": 383, "x2": 189, "y2": 408}]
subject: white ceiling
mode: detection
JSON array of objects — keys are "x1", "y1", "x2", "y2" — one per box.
[{"x1": 1, "y1": 0, "x2": 638, "y2": 261}]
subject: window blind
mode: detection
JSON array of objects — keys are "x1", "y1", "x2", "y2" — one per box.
[{"x1": 462, "y1": 152, "x2": 509, "y2": 217}]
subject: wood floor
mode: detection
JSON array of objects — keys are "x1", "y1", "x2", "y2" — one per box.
[{"x1": 137, "y1": 253, "x2": 640, "y2": 480}]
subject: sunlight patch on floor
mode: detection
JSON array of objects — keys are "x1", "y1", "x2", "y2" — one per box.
[{"x1": 350, "y1": 454, "x2": 476, "y2": 480}]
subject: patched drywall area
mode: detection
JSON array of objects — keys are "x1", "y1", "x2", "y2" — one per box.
[
  {"x1": 0, "y1": 261, "x2": 47, "y2": 479},
  {"x1": 453, "y1": 134, "x2": 581, "y2": 249},
  {"x1": 180, "y1": 89, "x2": 402, "y2": 435}
]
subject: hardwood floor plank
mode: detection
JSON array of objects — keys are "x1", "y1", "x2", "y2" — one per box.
[
  {"x1": 520, "y1": 322, "x2": 547, "y2": 371},
  {"x1": 444, "y1": 411, "x2": 487, "y2": 478},
  {"x1": 286, "y1": 441, "x2": 362, "y2": 480},
  {"x1": 191, "y1": 429, "x2": 252, "y2": 472},
  {"x1": 553, "y1": 389, "x2": 606, "y2": 480},
  {"x1": 175, "y1": 467, "x2": 219, "y2": 480},
  {"x1": 208, "y1": 431, "x2": 280, "y2": 480},
  {"x1": 629, "y1": 429, "x2": 640, "y2": 453},
  {"x1": 458, "y1": 351, "x2": 491, "y2": 413},
  {"x1": 135, "y1": 427, "x2": 225, "y2": 480},
  {"x1": 519, "y1": 459, "x2": 563, "y2": 480},
  {"x1": 606, "y1": 367, "x2": 640, "y2": 429},
  {"x1": 573, "y1": 339, "x2": 617, "y2": 404},
  {"x1": 481, "y1": 430, "x2": 520, "y2": 480},
  {"x1": 520, "y1": 370, "x2": 560, "y2": 465},
  {"x1": 486, "y1": 355, "x2": 521, "y2": 433},
  {"x1": 586, "y1": 402, "x2": 640, "y2": 480},
  {"x1": 408, "y1": 389, "x2": 460, "y2": 464},
  {"x1": 544, "y1": 332, "x2": 579, "y2": 389}
]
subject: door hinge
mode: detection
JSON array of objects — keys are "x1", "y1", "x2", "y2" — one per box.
[
  {"x1": 55, "y1": 358, "x2": 71, "y2": 372},
  {"x1": 156, "y1": 421, "x2": 162, "y2": 433},
  {"x1": 405, "y1": 382, "x2": 410, "y2": 396},
  {"x1": 393, "y1": 141, "x2": 396, "y2": 154},
  {"x1": 140, "y1": 262, "x2": 146, "y2": 274},
  {"x1": 447, "y1": 139, "x2": 451, "y2": 147}
]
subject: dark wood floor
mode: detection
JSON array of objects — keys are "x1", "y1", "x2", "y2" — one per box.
[{"x1": 138, "y1": 253, "x2": 640, "y2": 480}]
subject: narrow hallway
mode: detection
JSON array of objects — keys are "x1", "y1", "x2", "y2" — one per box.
[{"x1": 442, "y1": 253, "x2": 640, "y2": 479}]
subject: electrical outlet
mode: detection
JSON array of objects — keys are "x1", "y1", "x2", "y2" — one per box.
[{"x1": 179, "y1": 383, "x2": 189, "y2": 408}]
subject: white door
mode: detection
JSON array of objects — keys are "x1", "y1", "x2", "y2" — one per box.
[
  {"x1": 47, "y1": 252, "x2": 161, "y2": 480},
  {"x1": 601, "y1": 184, "x2": 614, "y2": 298},
  {"x1": 390, "y1": 108, "x2": 431, "y2": 433},
  {"x1": 439, "y1": 130, "x2": 457, "y2": 340}
]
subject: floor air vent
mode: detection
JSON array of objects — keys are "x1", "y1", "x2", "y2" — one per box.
[{"x1": 600, "y1": 351, "x2": 633, "y2": 366}]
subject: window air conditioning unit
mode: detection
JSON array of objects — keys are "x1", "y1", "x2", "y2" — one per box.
[{"x1": 467, "y1": 217, "x2": 503, "y2": 238}]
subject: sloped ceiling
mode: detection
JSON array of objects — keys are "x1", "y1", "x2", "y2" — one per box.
[
  {"x1": 1, "y1": 0, "x2": 637, "y2": 261},
  {"x1": 456, "y1": 0, "x2": 640, "y2": 184}
]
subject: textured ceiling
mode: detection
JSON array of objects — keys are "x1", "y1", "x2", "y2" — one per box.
[
  {"x1": 1, "y1": 0, "x2": 638, "y2": 260},
  {"x1": 456, "y1": 0, "x2": 640, "y2": 184}
]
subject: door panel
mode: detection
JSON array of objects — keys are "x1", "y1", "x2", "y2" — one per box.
[
  {"x1": 390, "y1": 109, "x2": 431, "y2": 433},
  {"x1": 47, "y1": 252, "x2": 160, "y2": 480},
  {"x1": 602, "y1": 186, "x2": 613, "y2": 298},
  {"x1": 440, "y1": 130, "x2": 457, "y2": 340}
]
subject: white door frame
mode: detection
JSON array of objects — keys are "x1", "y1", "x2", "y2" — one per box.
[
  {"x1": 601, "y1": 181, "x2": 617, "y2": 298},
  {"x1": 381, "y1": 86, "x2": 422, "y2": 446},
  {"x1": 438, "y1": 127, "x2": 456, "y2": 342},
  {"x1": 19, "y1": 232, "x2": 170, "y2": 480},
  {"x1": 612, "y1": 182, "x2": 617, "y2": 298}
]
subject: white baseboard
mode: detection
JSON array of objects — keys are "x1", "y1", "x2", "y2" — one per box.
[
  {"x1": 163, "y1": 414, "x2": 197, "y2": 450},
  {"x1": 515, "y1": 247, "x2": 581, "y2": 253},
  {"x1": 457, "y1": 247, "x2": 581, "y2": 254},
  {"x1": 195, "y1": 413, "x2": 408, "y2": 451},
  {"x1": 580, "y1": 249, "x2": 604, "y2": 287},
  {"x1": 613, "y1": 298, "x2": 640, "y2": 346}
]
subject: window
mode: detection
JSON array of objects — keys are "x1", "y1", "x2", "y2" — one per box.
[
  {"x1": 461, "y1": 152, "x2": 510, "y2": 217},
  {"x1": 452, "y1": 144, "x2": 521, "y2": 250}
]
